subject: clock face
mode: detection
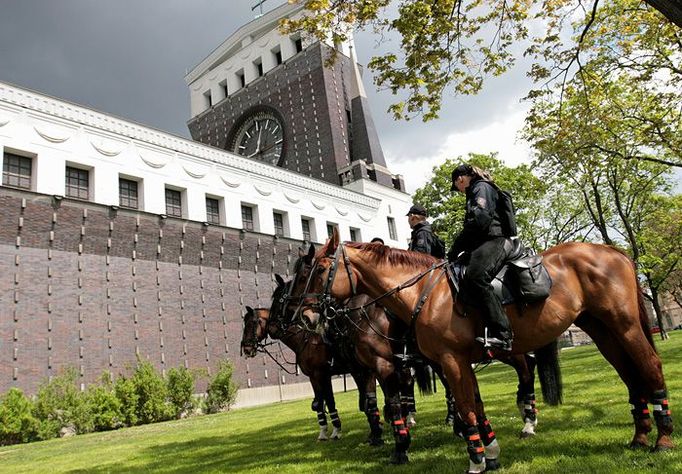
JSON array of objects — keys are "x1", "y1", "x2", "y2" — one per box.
[{"x1": 232, "y1": 112, "x2": 284, "y2": 166}]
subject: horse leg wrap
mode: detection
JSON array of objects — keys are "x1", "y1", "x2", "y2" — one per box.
[
  {"x1": 478, "y1": 418, "x2": 500, "y2": 470},
  {"x1": 651, "y1": 390, "x2": 673, "y2": 433},
  {"x1": 477, "y1": 417, "x2": 497, "y2": 447},
  {"x1": 445, "y1": 396, "x2": 457, "y2": 426},
  {"x1": 365, "y1": 392, "x2": 383, "y2": 442},
  {"x1": 631, "y1": 397, "x2": 651, "y2": 421},
  {"x1": 521, "y1": 393, "x2": 538, "y2": 424},
  {"x1": 328, "y1": 410, "x2": 341, "y2": 439},
  {"x1": 316, "y1": 411, "x2": 328, "y2": 440},
  {"x1": 464, "y1": 425, "x2": 485, "y2": 466},
  {"x1": 391, "y1": 418, "x2": 411, "y2": 451}
]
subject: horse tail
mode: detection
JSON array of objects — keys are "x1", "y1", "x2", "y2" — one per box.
[
  {"x1": 414, "y1": 363, "x2": 434, "y2": 396},
  {"x1": 636, "y1": 277, "x2": 657, "y2": 352},
  {"x1": 535, "y1": 339, "x2": 563, "y2": 406}
]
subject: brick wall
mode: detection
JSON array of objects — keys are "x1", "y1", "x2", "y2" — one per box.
[{"x1": 0, "y1": 187, "x2": 306, "y2": 394}]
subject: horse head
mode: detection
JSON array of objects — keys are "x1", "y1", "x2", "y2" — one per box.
[{"x1": 240, "y1": 305, "x2": 270, "y2": 358}]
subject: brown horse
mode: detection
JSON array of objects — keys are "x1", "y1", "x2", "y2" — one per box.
[{"x1": 293, "y1": 229, "x2": 673, "y2": 471}]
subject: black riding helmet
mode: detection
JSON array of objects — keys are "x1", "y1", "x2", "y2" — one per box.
[{"x1": 451, "y1": 164, "x2": 473, "y2": 191}]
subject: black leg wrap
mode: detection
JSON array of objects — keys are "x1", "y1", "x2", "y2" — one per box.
[
  {"x1": 464, "y1": 425, "x2": 485, "y2": 465},
  {"x1": 651, "y1": 390, "x2": 673, "y2": 428},
  {"x1": 477, "y1": 416, "x2": 497, "y2": 447},
  {"x1": 445, "y1": 396, "x2": 457, "y2": 426},
  {"x1": 401, "y1": 395, "x2": 416, "y2": 417},
  {"x1": 630, "y1": 397, "x2": 651, "y2": 421},
  {"x1": 329, "y1": 410, "x2": 341, "y2": 429},
  {"x1": 365, "y1": 393, "x2": 383, "y2": 444},
  {"x1": 316, "y1": 411, "x2": 327, "y2": 427},
  {"x1": 522, "y1": 392, "x2": 538, "y2": 423}
]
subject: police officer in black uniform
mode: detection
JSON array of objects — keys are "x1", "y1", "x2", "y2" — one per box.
[
  {"x1": 448, "y1": 164, "x2": 514, "y2": 351},
  {"x1": 407, "y1": 204, "x2": 443, "y2": 257}
]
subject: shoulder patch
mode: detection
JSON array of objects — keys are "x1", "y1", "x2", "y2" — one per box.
[{"x1": 476, "y1": 196, "x2": 487, "y2": 208}]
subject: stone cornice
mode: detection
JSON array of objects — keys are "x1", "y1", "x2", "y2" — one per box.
[{"x1": 0, "y1": 80, "x2": 380, "y2": 210}]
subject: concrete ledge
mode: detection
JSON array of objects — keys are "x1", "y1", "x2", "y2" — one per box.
[{"x1": 233, "y1": 376, "x2": 358, "y2": 409}]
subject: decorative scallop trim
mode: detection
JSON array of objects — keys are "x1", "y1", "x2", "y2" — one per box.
[
  {"x1": 284, "y1": 192, "x2": 301, "y2": 204},
  {"x1": 312, "y1": 200, "x2": 326, "y2": 210},
  {"x1": 0, "y1": 117, "x2": 10, "y2": 127},
  {"x1": 139, "y1": 154, "x2": 167, "y2": 169},
  {"x1": 183, "y1": 166, "x2": 206, "y2": 179},
  {"x1": 191, "y1": 81, "x2": 204, "y2": 92},
  {"x1": 254, "y1": 184, "x2": 272, "y2": 196},
  {"x1": 220, "y1": 176, "x2": 241, "y2": 188},
  {"x1": 33, "y1": 126, "x2": 70, "y2": 143},
  {"x1": 335, "y1": 206, "x2": 349, "y2": 216},
  {"x1": 357, "y1": 213, "x2": 373, "y2": 222},
  {"x1": 91, "y1": 140, "x2": 125, "y2": 157}
]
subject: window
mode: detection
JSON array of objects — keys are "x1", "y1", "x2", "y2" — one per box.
[
  {"x1": 206, "y1": 197, "x2": 220, "y2": 224},
  {"x1": 294, "y1": 37, "x2": 303, "y2": 53},
  {"x1": 255, "y1": 59, "x2": 264, "y2": 77},
  {"x1": 119, "y1": 178, "x2": 139, "y2": 209},
  {"x1": 327, "y1": 222, "x2": 338, "y2": 238},
  {"x1": 387, "y1": 217, "x2": 397, "y2": 241},
  {"x1": 273, "y1": 212, "x2": 284, "y2": 237},
  {"x1": 301, "y1": 218, "x2": 311, "y2": 242},
  {"x1": 165, "y1": 188, "x2": 182, "y2": 217},
  {"x1": 349, "y1": 228, "x2": 360, "y2": 242},
  {"x1": 236, "y1": 69, "x2": 245, "y2": 88},
  {"x1": 2, "y1": 153, "x2": 32, "y2": 189},
  {"x1": 273, "y1": 47, "x2": 283, "y2": 65},
  {"x1": 203, "y1": 90, "x2": 212, "y2": 108},
  {"x1": 219, "y1": 80, "x2": 228, "y2": 100},
  {"x1": 242, "y1": 205, "x2": 254, "y2": 231},
  {"x1": 65, "y1": 166, "x2": 89, "y2": 200}
]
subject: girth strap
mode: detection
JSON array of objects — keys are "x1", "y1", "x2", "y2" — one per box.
[{"x1": 410, "y1": 266, "x2": 447, "y2": 335}]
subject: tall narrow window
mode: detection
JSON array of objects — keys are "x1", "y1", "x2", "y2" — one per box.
[
  {"x1": 219, "y1": 80, "x2": 228, "y2": 100},
  {"x1": 241, "y1": 205, "x2": 254, "y2": 231},
  {"x1": 165, "y1": 188, "x2": 182, "y2": 217},
  {"x1": 2, "y1": 153, "x2": 32, "y2": 189},
  {"x1": 203, "y1": 90, "x2": 212, "y2": 108},
  {"x1": 327, "y1": 222, "x2": 338, "y2": 238},
  {"x1": 65, "y1": 166, "x2": 89, "y2": 200},
  {"x1": 236, "y1": 69, "x2": 245, "y2": 88},
  {"x1": 273, "y1": 212, "x2": 284, "y2": 237},
  {"x1": 294, "y1": 37, "x2": 303, "y2": 53},
  {"x1": 255, "y1": 59, "x2": 264, "y2": 77},
  {"x1": 273, "y1": 48, "x2": 283, "y2": 65},
  {"x1": 387, "y1": 217, "x2": 397, "y2": 241},
  {"x1": 349, "y1": 228, "x2": 360, "y2": 242},
  {"x1": 301, "y1": 218, "x2": 311, "y2": 242},
  {"x1": 119, "y1": 178, "x2": 138, "y2": 209},
  {"x1": 206, "y1": 197, "x2": 220, "y2": 224}
]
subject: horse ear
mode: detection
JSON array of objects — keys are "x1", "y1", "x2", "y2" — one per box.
[
  {"x1": 306, "y1": 243, "x2": 316, "y2": 263},
  {"x1": 275, "y1": 274, "x2": 285, "y2": 287},
  {"x1": 327, "y1": 228, "x2": 339, "y2": 256}
]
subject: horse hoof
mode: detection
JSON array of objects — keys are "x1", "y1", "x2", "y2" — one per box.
[
  {"x1": 652, "y1": 444, "x2": 673, "y2": 452},
  {"x1": 628, "y1": 440, "x2": 649, "y2": 450},
  {"x1": 389, "y1": 451, "x2": 409, "y2": 465},
  {"x1": 485, "y1": 458, "x2": 501, "y2": 471},
  {"x1": 519, "y1": 431, "x2": 535, "y2": 439},
  {"x1": 367, "y1": 437, "x2": 385, "y2": 447}
]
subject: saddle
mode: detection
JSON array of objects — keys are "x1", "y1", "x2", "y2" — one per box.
[{"x1": 447, "y1": 239, "x2": 553, "y2": 306}]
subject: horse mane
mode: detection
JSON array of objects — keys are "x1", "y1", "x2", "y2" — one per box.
[{"x1": 321, "y1": 241, "x2": 438, "y2": 269}]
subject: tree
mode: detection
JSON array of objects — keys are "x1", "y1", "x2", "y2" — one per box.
[
  {"x1": 284, "y1": 0, "x2": 681, "y2": 139},
  {"x1": 412, "y1": 152, "x2": 590, "y2": 250}
]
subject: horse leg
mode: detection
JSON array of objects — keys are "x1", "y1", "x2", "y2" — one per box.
[
  {"x1": 376, "y1": 364, "x2": 410, "y2": 464},
  {"x1": 310, "y1": 378, "x2": 329, "y2": 441},
  {"x1": 399, "y1": 366, "x2": 417, "y2": 428},
  {"x1": 508, "y1": 354, "x2": 538, "y2": 438},
  {"x1": 321, "y1": 376, "x2": 342, "y2": 440},
  {"x1": 432, "y1": 364, "x2": 457, "y2": 426},
  {"x1": 362, "y1": 373, "x2": 384, "y2": 446},
  {"x1": 576, "y1": 317, "x2": 654, "y2": 449},
  {"x1": 471, "y1": 375, "x2": 501, "y2": 471},
  {"x1": 441, "y1": 353, "x2": 487, "y2": 473}
]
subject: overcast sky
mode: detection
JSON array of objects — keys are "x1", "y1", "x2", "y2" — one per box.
[{"x1": 1, "y1": 1, "x2": 676, "y2": 193}]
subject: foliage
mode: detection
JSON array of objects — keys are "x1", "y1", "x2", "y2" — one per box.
[
  {"x1": 283, "y1": 0, "x2": 681, "y2": 131},
  {"x1": 1, "y1": 334, "x2": 681, "y2": 472},
  {"x1": 32, "y1": 368, "x2": 91, "y2": 439},
  {"x1": 83, "y1": 375, "x2": 123, "y2": 432},
  {"x1": 113, "y1": 375, "x2": 139, "y2": 427},
  {"x1": 166, "y1": 367, "x2": 197, "y2": 419},
  {"x1": 205, "y1": 360, "x2": 239, "y2": 414},
  {"x1": 0, "y1": 388, "x2": 39, "y2": 445},
  {"x1": 131, "y1": 359, "x2": 173, "y2": 425}
]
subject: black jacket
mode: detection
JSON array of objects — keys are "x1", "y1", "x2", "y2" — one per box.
[
  {"x1": 448, "y1": 178, "x2": 504, "y2": 259},
  {"x1": 409, "y1": 221, "x2": 437, "y2": 255}
]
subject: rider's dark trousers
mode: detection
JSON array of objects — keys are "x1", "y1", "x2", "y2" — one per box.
[{"x1": 463, "y1": 237, "x2": 512, "y2": 339}]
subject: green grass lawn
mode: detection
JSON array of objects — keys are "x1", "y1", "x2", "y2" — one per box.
[{"x1": 1, "y1": 333, "x2": 680, "y2": 473}]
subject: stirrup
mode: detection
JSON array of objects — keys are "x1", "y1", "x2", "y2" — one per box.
[{"x1": 475, "y1": 328, "x2": 512, "y2": 352}]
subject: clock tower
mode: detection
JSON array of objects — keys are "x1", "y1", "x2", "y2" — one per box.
[{"x1": 185, "y1": 2, "x2": 405, "y2": 192}]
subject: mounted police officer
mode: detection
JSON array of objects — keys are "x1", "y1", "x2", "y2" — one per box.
[
  {"x1": 407, "y1": 204, "x2": 445, "y2": 258},
  {"x1": 448, "y1": 163, "x2": 516, "y2": 351}
]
